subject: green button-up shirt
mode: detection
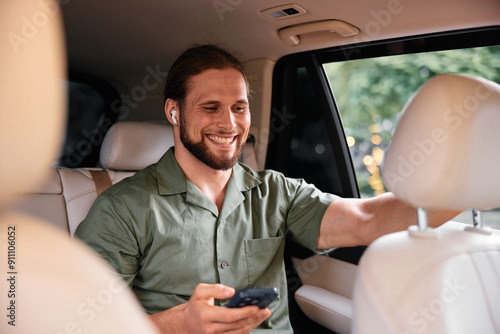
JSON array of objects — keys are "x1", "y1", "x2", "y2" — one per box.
[{"x1": 75, "y1": 148, "x2": 337, "y2": 332}]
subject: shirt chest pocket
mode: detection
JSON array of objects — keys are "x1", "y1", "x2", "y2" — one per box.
[{"x1": 243, "y1": 229, "x2": 285, "y2": 287}]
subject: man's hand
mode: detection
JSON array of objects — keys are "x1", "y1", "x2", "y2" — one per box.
[{"x1": 149, "y1": 283, "x2": 271, "y2": 334}]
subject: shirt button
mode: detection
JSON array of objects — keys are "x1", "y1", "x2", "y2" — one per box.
[{"x1": 221, "y1": 261, "x2": 228, "y2": 269}]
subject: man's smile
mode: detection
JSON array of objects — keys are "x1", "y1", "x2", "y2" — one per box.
[{"x1": 207, "y1": 134, "x2": 237, "y2": 145}]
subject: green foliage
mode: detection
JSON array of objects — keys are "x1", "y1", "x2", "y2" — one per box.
[{"x1": 324, "y1": 46, "x2": 500, "y2": 197}]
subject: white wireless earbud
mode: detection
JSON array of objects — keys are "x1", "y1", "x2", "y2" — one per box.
[{"x1": 171, "y1": 110, "x2": 177, "y2": 124}]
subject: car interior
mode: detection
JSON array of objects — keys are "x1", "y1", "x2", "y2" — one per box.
[{"x1": 2, "y1": 0, "x2": 500, "y2": 333}]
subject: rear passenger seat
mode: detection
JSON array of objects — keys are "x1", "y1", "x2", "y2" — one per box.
[
  {"x1": 14, "y1": 121, "x2": 259, "y2": 236},
  {"x1": 60, "y1": 121, "x2": 174, "y2": 236},
  {"x1": 13, "y1": 167, "x2": 70, "y2": 233}
]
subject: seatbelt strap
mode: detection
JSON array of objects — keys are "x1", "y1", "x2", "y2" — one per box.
[{"x1": 89, "y1": 170, "x2": 113, "y2": 197}]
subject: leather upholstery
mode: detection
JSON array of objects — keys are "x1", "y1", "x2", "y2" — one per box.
[
  {"x1": 293, "y1": 255, "x2": 356, "y2": 334},
  {"x1": 382, "y1": 74, "x2": 500, "y2": 210},
  {"x1": 62, "y1": 121, "x2": 174, "y2": 235},
  {"x1": 12, "y1": 168, "x2": 69, "y2": 233},
  {"x1": 59, "y1": 168, "x2": 134, "y2": 236},
  {"x1": 100, "y1": 121, "x2": 174, "y2": 170},
  {"x1": 354, "y1": 224, "x2": 500, "y2": 333},
  {"x1": 295, "y1": 285, "x2": 352, "y2": 333}
]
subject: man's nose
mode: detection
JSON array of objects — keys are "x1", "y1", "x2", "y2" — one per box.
[{"x1": 217, "y1": 108, "x2": 236, "y2": 130}]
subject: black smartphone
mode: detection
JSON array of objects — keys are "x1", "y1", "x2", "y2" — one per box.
[{"x1": 226, "y1": 287, "x2": 279, "y2": 309}]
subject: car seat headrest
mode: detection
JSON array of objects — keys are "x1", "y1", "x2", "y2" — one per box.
[
  {"x1": 0, "y1": 1, "x2": 66, "y2": 207},
  {"x1": 382, "y1": 74, "x2": 500, "y2": 211},
  {"x1": 100, "y1": 121, "x2": 174, "y2": 170}
]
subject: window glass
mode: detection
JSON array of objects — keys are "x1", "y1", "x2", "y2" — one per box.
[
  {"x1": 267, "y1": 60, "x2": 356, "y2": 198},
  {"x1": 324, "y1": 46, "x2": 500, "y2": 227},
  {"x1": 285, "y1": 67, "x2": 344, "y2": 195}
]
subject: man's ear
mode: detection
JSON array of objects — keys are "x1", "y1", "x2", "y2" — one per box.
[{"x1": 165, "y1": 99, "x2": 179, "y2": 126}]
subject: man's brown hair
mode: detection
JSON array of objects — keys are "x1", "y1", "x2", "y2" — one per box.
[{"x1": 163, "y1": 44, "x2": 249, "y2": 111}]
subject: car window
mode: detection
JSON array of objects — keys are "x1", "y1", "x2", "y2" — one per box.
[
  {"x1": 267, "y1": 57, "x2": 359, "y2": 198},
  {"x1": 323, "y1": 45, "x2": 500, "y2": 228}
]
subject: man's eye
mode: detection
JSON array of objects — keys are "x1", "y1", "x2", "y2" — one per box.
[
  {"x1": 233, "y1": 107, "x2": 246, "y2": 113},
  {"x1": 204, "y1": 107, "x2": 217, "y2": 111}
]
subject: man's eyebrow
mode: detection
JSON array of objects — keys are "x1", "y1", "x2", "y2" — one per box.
[
  {"x1": 198, "y1": 100, "x2": 220, "y2": 105},
  {"x1": 198, "y1": 100, "x2": 248, "y2": 105}
]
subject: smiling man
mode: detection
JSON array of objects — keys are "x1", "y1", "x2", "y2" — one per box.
[
  {"x1": 75, "y1": 45, "x2": 459, "y2": 334},
  {"x1": 176, "y1": 68, "x2": 249, "y2": 172},
  {"x1": 166, "y1": 64, "x2": 251, "y2": 211}
]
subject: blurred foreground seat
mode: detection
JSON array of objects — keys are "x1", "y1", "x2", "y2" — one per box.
[{"x1": 0, "y1": 1, "x2": 158, "y2": 333}]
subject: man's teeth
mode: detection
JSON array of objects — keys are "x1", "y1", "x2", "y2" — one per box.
[{"x1": 208, "y1": 135, "x2": 234, "y2": 144}]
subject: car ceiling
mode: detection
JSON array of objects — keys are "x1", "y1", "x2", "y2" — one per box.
[{"x1": 61, "y1": 0, "x2": 500, "y2": 94}]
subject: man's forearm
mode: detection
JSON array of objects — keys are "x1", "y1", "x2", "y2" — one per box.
[
  {"x1": 360, "y1": 192, "x2": 461, "y2": 241},
  {"x1": 357, "y1": 192, "x2": 417, "y2": 244},
  {"x1": 149, "y1": 303, "x2": 187, "y2": 334},
  {"x1": 317, "y1": 192, "x2": 461, "y2": 248}
]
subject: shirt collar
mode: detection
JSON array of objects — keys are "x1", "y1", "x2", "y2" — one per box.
[
  {"x1": 219, "y1": 162, "x2": 262, "y2": 219},
  {"x1": 156, "y1": 148, "x2": 262, "y2": 218},
  {"x1": 156, "y1": 147, "x2": 188, "y2": 196},
  {"x1": 231, "y1": 161, "x2": 262, "y2": 192}
]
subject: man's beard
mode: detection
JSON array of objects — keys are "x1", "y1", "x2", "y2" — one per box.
[{"x1": 179, "y1": 115, "x2": 245, "y2": 171}]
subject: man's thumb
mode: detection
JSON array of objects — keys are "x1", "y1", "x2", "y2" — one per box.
[{"x1": 193, "y1": 283, "x2": 235, "y2": 301}]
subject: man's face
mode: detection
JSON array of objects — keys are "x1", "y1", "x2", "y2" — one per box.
[{"x1": 179, "y1": 68, "x2": 250, "y2": 170}]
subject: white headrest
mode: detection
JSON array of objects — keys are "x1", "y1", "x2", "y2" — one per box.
[
  {"x1": 0, "y1": 1, "x2": 66, "y2": 207},
  {"x1": 382, "y1": 74, "x2": 500, "y2": 211},
  {"x1": 100, "y1": 122, "x2": 174, "y2": 170}
]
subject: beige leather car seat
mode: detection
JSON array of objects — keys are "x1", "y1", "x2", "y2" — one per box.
[
  {"x1": 60, "y1": 121, "x2": 174, "y2": 235},
  {"x1": 0, "y1": 1, "x2": 158, "y2": 333},
  {"x1": 12, "y1": 168, "x2": 70, "y2": 233},
  {"x1": 353, "y1": 74, "x2": 500, "y2": 333}
]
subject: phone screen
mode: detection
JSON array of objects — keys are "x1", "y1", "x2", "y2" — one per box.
[{"x1": 226, "y1": 287, "x2": 279, "y2": 309}]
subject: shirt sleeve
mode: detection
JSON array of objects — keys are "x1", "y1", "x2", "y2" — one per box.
[
  {"x1": 282, "y1": 177, "x2": 339, "y2": 251},
  {"x1": 74, "y1": 194, "x2": 140, "y2": 286}
]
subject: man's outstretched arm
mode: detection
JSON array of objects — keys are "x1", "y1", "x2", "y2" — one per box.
[{"x1": 317, "y1": 192, "x2": 461, "y2": 249}]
